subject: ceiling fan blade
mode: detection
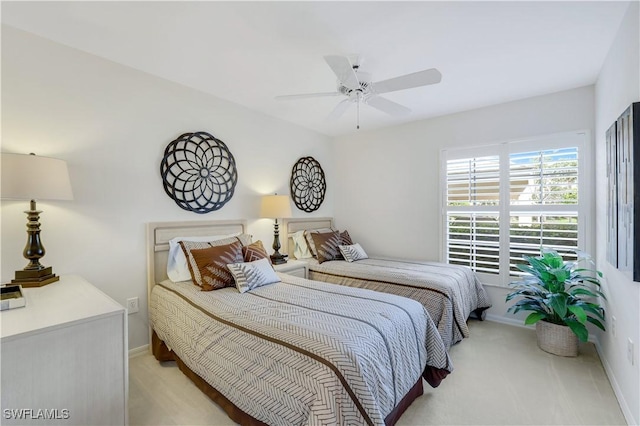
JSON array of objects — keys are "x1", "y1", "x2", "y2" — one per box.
[
  {"x1": 275, "y1": 92, "x2": 340, "y2": 100},
  {"x1": 324, "y1": 55, "x2": 360, "y2": 91},
  {"x1": 372, "y1": 68, "x2": 442, "y2": 94},
  {"x1": 366, "y1": 96, "x2": 411, "y2": 116},
  {"x1": 326, "y1": 99, "x2": 352, "y2": 121}
]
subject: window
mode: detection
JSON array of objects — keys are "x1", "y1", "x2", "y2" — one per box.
[{"x1": 442, "y1": 132, "x2": 588, "y2": 287}]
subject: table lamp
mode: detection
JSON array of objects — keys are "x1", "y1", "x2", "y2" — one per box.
[
  {"x1": 1, "y1": 153, "x2": 74, "y2": 287},
  {"x1": 260, "y1": 194, "x2": 292, "y2": 265}
]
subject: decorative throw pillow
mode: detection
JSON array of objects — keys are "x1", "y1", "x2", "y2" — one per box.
[
  {"x1": 292, "y1": 230, "x2": 312, "y2": 259},
  {"x1": 311, "y1": 231, "x2": 342, "y2": 264},
  {"x1": 340, "y1": 230, "x2": 353, "y2": 246},
  {"x1": 339, "y1": 243, "x2": 369, "y2": 263},
  {"x1": 168, "y1": 233, "x2": 247, "y2": 282},
  {"x1": 304, "y1": 228, "x2": 334, "y2": 258},
  {"x1": 187, "y1": 241, "x2": 244, "y2": 290},
  {"x1": 242, "y1": 240, "x2": 271, "y2": 264},
  {"x1": 228, "y1": 258, "x2": 281, "y2": 294},
  {"x1": 179, "y1": 235, "x2": 251, "y2": 284},
  {"x1": 334, "y1": 230, "x2": 354, "y2": 260}
]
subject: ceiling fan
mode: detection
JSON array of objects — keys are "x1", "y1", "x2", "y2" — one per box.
[{"x1": 275, "y1": 55, "x2": 442, "y2": 129}]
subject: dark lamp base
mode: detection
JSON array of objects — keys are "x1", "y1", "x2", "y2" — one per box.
[
  {"x1": 12, "y1": 266, "x2": 60, "y2": 288},
  {"x1": 270, "y1": 254, "x2": 287, "y2": 265}
]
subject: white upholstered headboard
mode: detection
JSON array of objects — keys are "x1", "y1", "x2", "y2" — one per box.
[{"x1": 282, "y1": 217, "x2": 334, "y2": 258}]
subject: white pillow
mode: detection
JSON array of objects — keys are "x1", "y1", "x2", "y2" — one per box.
[
  {"x1": 292, "y1": 230, "x2": 312, "y2": 259},
  {"x1": 228, "y1": 258, "x2": 281, "y2": 293},
  {"x1": 339, "y1": 243, "x2": 368, "y2": 262},
  {"x1": 167, "y1": 233, "x2": 240, "y2": 282}
]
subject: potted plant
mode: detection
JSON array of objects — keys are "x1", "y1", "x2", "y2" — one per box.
[{"x1": 505, "y1": 248, "x2": 606, "y2": 356}]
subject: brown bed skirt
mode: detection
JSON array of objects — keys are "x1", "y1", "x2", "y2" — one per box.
[{"x1": 152, "y1": 330, "x2": 426, "y2": 425}]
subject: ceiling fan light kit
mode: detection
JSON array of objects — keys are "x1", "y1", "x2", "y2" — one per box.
[{"x1": 276, "y1": 54, "x2": 441, "y2": 129}]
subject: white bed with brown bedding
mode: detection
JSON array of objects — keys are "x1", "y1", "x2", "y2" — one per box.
[
  {"x1": 147, "y1": 220, "x2": 452, "y2": 426},
  {"x1": 283, "y1": 218, "x2": 492, "y2": 349}
]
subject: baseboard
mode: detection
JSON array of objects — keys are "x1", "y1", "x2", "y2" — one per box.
[
  {"x1": 485, "y1": 314, "x2": 538, "y2": 332},
  {"x1": 484, "y1": 314, "x2": 598, "y2": 343},
  {"x1": 129, "y1": 344, "x2": 149, "y2": 358},
  {"x1": 594, "y1": 338, "x2": 636, "y2": 426}
]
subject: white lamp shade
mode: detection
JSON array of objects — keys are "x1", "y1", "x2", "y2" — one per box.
[
  {"x1": 1, "y1": 153, "x2": 74, "y2": 201},
  {"x1": 260, "y1": 194, "x2": 292, "y2": 219}
]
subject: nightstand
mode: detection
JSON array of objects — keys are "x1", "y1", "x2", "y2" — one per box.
[
  {"x1": 273, "y1": 260, "x2": 308, "y2": 278},
  {"x1": 0, "y1": 275, "x2": 128, "y2": 425}
]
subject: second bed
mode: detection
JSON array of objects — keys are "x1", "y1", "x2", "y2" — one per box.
[{"x1": 284, "y1": 218, "x2": 492, "y2": 349}]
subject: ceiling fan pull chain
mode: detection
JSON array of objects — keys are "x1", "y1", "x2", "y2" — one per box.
[{"x1": 357, "y1": 91, "x2": 360, "y2": 130}]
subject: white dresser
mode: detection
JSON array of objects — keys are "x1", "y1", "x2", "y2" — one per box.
[{"x1": 1, "y1": 275, "x2": 127, "y2": 425}]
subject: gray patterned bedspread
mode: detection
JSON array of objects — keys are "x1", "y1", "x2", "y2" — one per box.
[
  {"x1": 150, "y1": 273, "x2": 452, "y2": 426},
  {"x1": 306, "y1": 258, "x2": 492, "y2": 349}
]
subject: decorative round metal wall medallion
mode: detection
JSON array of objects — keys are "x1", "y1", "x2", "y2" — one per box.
[
  {"x1": 160, "y1": 131, "x2": 238, "y2": 214},
  {"x1": 290, "y1": 156, "x2": 326, "y2": 212}
]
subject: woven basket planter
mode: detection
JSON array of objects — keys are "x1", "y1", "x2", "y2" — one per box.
[{"x1": 536, "y1": 321, "x2": 578, "y2": 357}]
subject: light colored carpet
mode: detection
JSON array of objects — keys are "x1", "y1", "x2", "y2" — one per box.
[{"x1": 129, "y1": 320, "x2": 626, "y2": 425}]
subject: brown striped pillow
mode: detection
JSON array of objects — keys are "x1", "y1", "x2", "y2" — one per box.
[
  {"x1": 242, "y1": 240, "x2": 271, "y2": 264},
  {"x1": 335, "y1": 230, "x2": 353, "y2": 260},
  {"x1": 340, "y1": 230, "x2": 353, "y2": 245},
  {"x1": 188, "y1": 241, "x2": 243, "y2": 290},
  {"x1": 311, "y1": 231, "x2": 342, "y2": 264}
]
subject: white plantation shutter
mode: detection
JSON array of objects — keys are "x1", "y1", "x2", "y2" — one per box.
[
  {"x1": 446, "y1": 156, "x2": 500, "y2": 207},
  {"x1": 508, "y1": 147, "x2": 579, "y2": 276},
  {"x1": 508, "y1": 213, "x2": 579, "y2": 276},
  {"x1": 445, "y1": 153, "x2": 501, "y2": 283},
  {"x1": 447, "y1": 213, "x2": 500, "y2": 274},
  {"x1": 509, "y1": 148, "x2": 579, "y2": 206},
  {"x1": 443, "y1": 133, "x2": 587, "y2": 287}
]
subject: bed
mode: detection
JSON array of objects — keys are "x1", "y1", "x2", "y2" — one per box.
[
  {"x1": 146, "y1": 220, "x2": 452, "y2": 426},
  {"x1": 283, "y1": 218, "x2": 492, "y2": 349}
]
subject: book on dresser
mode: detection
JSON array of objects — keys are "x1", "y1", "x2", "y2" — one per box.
[{"x1": 0, "y1": 284, "x2": 26, "y2": 311}]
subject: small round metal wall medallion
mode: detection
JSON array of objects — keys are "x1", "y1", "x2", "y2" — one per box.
[
  {"x1": 290, "y1": 156, "x2": 326, "y2": 212},
  {"x1": 160, "y1": 131, "x2": 238, "y2": 214}
]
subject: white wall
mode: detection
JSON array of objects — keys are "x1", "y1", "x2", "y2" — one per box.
[
  {"x1": 332, "y1": 85, "x2": 595, "y2": 320},
  {"x1": 1, "y1": 26, "x2": 334, "y2": 351},
  {"x1": 594, "y1": 2, "x2": 640, "y2": 424}
]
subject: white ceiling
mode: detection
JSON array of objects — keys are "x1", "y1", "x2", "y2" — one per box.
[{"x1": 1, "y1": 1, "x2": 631, "y2": 137}]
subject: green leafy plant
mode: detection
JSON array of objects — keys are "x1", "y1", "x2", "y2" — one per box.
[{"x1": 506, "y1": 248, "x2": 606, "y2": 342}]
